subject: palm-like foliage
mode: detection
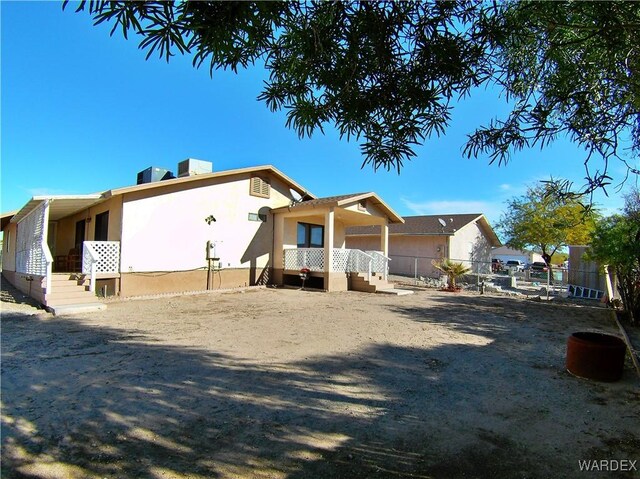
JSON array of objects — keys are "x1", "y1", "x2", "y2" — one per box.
[{"x1": 431, "y1": 260, "x2": 471, "y2": 290}]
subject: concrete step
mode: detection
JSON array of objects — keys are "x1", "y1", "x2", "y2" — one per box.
[
  {"x1": 350, "y1": 276, "x2": 396, "y2": 293},
  {"x1": 46, "y1": 274, "x2": 96, "y2": 306},
  {"x1": 351, "y1": 284, "x2": 377, "y2": 293},
  {"x1": 377, "y1": 288, "x2": 414, "y2": 296},
  {"x1": 48, "y1": 303, "x2": 106, "y2": 316},
  {"x1": 48, "y1": 282, "x2": 89, "y2": 292},
  {"x1": 47, "y1": 289, "x2": 95, "y2": 300},
  {"x1": 50, "y1": 273, "x2": 85, "y2": 281},
  {"x1": 46, "y1": 296, "x2": 98, "y2": 307}
]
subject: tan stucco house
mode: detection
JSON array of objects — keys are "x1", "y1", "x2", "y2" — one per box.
[
  {"x1": 345, "y1": 214, "x2": 501, "y2": 278},
  {"x1": 1, "y1": 162, "x2": 403, "y2": 309}
]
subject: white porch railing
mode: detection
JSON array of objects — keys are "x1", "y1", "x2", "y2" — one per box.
[
  {"x1": 82, "y1": 241, "x2": 120, "y2": 292},
  {"x1": 348, "y1": 249, "x2": 375, "y2": 280},
  {"x1": 366, "y1": 251, "x2": 391, "y2": 280},
  {"x1": 284, "y1": 248, "x2": 390, "y2": 281}
]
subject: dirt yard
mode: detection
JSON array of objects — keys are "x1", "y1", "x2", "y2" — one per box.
[{"x1": 2, "y1": 284, "x2": 639, "y2": 479}]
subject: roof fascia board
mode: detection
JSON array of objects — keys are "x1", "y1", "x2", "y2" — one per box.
[
  {"x1": 11, "y1": 194, "x2": 105, "y2": 224},
  {"x1": 105, "y1": 165, "x2": 314, "y2": 200},
  {"x1": 338, "y1": 192, "x2": 404, "y2": 223}
]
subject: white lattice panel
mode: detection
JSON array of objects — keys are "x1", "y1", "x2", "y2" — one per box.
[
  {"x1": 283, "y1": 248, "x2": 324, "y2": 271},
  {"x1": 332, "y1": 249, "x2": 351, "y2": 272},
  {"x1": 16, "y1": 201, "x2": 48, "y2": 275},
  {"x1": 284, "y1": 248, "x2": 387, "y2": 275},
  {"x1": 83, "y1": 241, "x2": 120, "y2": 274}
]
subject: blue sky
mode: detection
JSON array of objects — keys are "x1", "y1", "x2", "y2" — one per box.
[{"x1": 2, "y1": 2, "x2": 636, "y2": 229}]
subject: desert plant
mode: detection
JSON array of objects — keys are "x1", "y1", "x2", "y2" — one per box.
[{"x1": 431, "y1": 260, "x2": 471, "y2": 290}]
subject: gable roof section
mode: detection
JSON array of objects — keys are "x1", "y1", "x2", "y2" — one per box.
[
  {"x1": 4, "y1": 165, "x2": 314, "y2": 226},
  {"x1": 347, "y1": 213, "x2": 501, "y2": 245},
  {"x1": 272, "y1": 192, "x2": 404, "y2": 223},
  {"x1": 105, "y1": 165, "x2": 312, "y2": 200}
]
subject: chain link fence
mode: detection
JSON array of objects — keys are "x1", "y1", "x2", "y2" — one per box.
[{"x1": 389, "y1": 254, "x2": 609, "y2": 300}]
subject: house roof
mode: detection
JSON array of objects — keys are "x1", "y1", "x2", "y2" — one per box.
[
  {"x1": 1, "y1": 210, "x2": 18, "y2": 230},
  {"x1": 104, "y1": 165, "x2": 313, "y2": 199},
  {"x1": 10, "y1": 195, "x2": 104, "y2": 224},
  {"x1": 4, "y1": 165, "x2": 314, "y2": 226},
  {"x1": 346, "y1": 213, "x2": 501, "y2": 245},
  {"x1": 272, "y1": 192, "x2": 404, "y2": 224}
]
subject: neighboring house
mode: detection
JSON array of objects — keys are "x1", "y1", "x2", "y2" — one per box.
[
  {"x1": 491, "y1": 246, "x2": 544, "y2": 265},
  {"x1": 345, "y1": 214, "x2": 501, "y2": 277},
  {"x1": 1, "y1": 161, "x2": 404, "y2": 308}
]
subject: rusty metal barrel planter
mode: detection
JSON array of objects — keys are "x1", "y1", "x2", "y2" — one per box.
[{"x1": 566, "y1": 332, "x2": 627, "y2": 382}]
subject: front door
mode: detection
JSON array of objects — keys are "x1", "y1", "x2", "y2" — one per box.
[
  {"x1": 75, "y1": 220, "x2": 86, "y2": 251},
  {"x1": 95, "y1": 211, "x2": 109, "y2": 241}
]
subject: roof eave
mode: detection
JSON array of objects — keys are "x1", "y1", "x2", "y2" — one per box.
[{"x1": 105, "y1": 165, "x2": 315, "y2": 200}]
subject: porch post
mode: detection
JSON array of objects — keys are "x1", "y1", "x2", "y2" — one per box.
[
  {"x1": 273, "y1": 213, "x2": 285, "y2": 286},
  {"x1": 381, "y1": 219, "x2": 389, "y2": 280},
  {"x1": 380, "y1": 219, "x2": 389, "y2": 257},
  {"x1": 324, "y1": 207, "x2": 335, "y2": 289}
]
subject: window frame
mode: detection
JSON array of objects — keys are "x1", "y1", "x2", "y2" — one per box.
[{"x1": 297, "y1": 222, "x2": 324, "y2": 248}]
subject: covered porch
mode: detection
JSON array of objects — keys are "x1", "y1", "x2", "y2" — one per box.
[
  {"x1": 4, "y1": 196, "x2": 121, "y2": 306},
  {"x1": 272, "y1": 193, "x2": 404, "y2": 291}
]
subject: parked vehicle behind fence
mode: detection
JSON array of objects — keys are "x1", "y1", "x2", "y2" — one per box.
[
  {"x1": 491, "y1": 258, "x2": 504, "y2": 273},
  {"x1": 527, "y1": 261, "x2": 549, "y2": 272},
  {"x1": 505, "y1": 260, "x2": 525, "y2": 271}
]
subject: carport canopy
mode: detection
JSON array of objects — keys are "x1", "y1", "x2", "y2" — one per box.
[{"x1": 10, "y1": 195, "x2": 104, "y2": 224}]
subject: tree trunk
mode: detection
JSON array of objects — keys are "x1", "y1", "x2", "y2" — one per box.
[{"x1": 616, "y1": 265, "x2": 639, "y2": 325}]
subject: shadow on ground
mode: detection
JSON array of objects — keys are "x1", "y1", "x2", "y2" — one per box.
[
  {"x1": 1, "y1": 292, "x2": 638, "y2": 478},
  {"x1": 0, "y1": 279, "x2": 44, "y2": 309}
]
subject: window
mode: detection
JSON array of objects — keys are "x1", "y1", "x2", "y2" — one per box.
[
  {"x1": 248, "y1": 212, "x2": 267, "y2": 222},
  {"x1": 94, "y1": 211, "x2": 109, "y2": 241},
  {"x1": 297, "y1": 222, "x2": 324, "y2": 248},
  {"x1": 249, "y1": 176, "x2": 270, "y2": 198}
]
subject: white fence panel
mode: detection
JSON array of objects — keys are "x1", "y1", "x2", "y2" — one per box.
[
  {"x1": 284, "y1": 248, "x2": 325, "y2": 272},
  {"x1": 82, "y1": 241, "x2": 120, "y2": 274},
  {"x1": 16, "y1": 201, "x2": 49, "y2": 276}
]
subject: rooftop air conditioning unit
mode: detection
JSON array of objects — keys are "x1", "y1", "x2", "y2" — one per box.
[
  {"x1": 177, "y1": 158, "x2": 213, "y2": 178},
  {"x1": 136, "y1": 167, "x2": 175, "y2": 185}
]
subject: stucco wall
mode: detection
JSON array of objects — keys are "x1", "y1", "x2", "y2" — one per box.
[
  {"x1": 119, "y1": 268, "x2": 261, "y2": 297},
  {"x1": 119, "y1": 173, "x2": 290, "y2": 275},
  {"x1": 449, "y1": 222, "x2": 493, "y2": 273},
  {"x1": 2, "y1": 271, "x2": 47, "y2": 304},
  {"x1": 348, "y1": 223, "x2": 495, "y2": 277},
  {"x1": 344, "y1": 233, "x2": 389, "y2": 253},
  {"x1": 346, "y1": 234, "x2": 447, "y2": 277},
  {"x1": 54, "y1": 196, "x2": 123, "y2": 256}
]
